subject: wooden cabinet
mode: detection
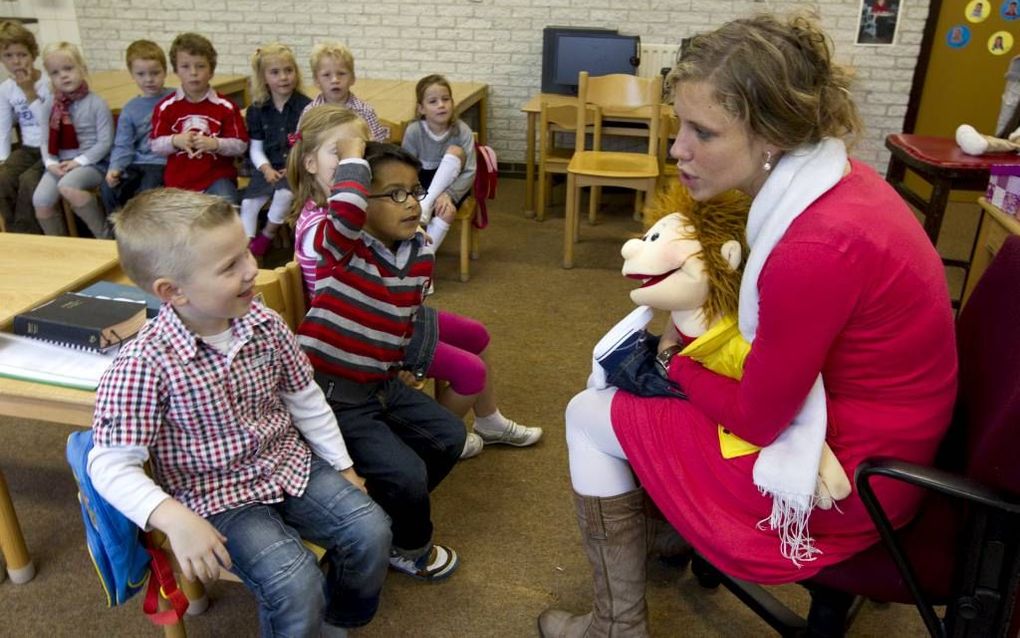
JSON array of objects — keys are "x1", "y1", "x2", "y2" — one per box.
[{"x1": 962, "y1": 198, "x2": 1020, "y2": 308}]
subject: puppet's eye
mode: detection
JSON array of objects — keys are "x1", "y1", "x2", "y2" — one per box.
[{"x1": 646, "y1": 232, "x2": 660, "y2": 242}]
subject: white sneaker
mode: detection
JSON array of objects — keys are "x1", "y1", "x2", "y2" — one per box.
[
  {"x1": 475, "y1": 419, "x2": 543, "y2": 447},
  {"x1": 459, "y1": 432, "x2": 484, "y2": 459}
]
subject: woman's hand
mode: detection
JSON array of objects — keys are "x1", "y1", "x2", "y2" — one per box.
[
  {"x1": 47, "y1": 163, "x2": 66, "y2": 177},
  {"x1": 58, "y1": 160, "x2": 80, "y2": 174}
]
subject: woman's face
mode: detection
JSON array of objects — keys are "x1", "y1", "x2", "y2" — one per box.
[{"x1": 669, "y1": 81, "x2": 773, "y2": 201}]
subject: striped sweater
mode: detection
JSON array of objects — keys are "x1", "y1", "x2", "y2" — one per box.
[{"x1": 296, "y1": 158, "x2": 434, "y2": 384}]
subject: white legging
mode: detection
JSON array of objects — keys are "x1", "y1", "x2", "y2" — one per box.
[{"x1": 565, "y1": 387, "x2": 638, "y2": 497}]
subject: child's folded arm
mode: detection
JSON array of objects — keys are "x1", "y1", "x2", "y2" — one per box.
[
  {"x1": 282, "y1": 380, "x2": 354, "y2": 471},
  {"x1": 87, "y1": 443, "x2": 171, "y2": 530},
  {"x1": 213, "y1": 136, "x2": 247, "y2": 157},
  {"x1": 150, "y1": 135, "x2": 175, "y2": 156}
]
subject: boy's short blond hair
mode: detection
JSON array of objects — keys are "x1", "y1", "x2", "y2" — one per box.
[
  {"x1": 0, "y1": 20, "x2": 38, "y2": 58},
  {"x1": 42, "y1": 42, "x2": 88, "y2": 75},
  {"x1": 125, "y1": 39, "x2": 167, "y2": 72},
  {"x1": 112, "y1": 188, "x2": 237, "y2": 291},
  {"x1": 309, "y1": 42, "x2": 354, "y2": 76},
  {"x1": 169, "y1": 32, "x2": 217, "y2": 73}
]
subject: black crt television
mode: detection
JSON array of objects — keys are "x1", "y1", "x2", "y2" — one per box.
[{"x1": 542, "y1": 27, "x2": 641, "y2": 95}]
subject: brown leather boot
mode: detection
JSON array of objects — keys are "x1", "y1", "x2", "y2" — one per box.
[{"x1": 538, "y1": 489, "x2": 649, "y2": 638}]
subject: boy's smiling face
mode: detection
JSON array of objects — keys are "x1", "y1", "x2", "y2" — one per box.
[
  {"x1": 161, "y1": 216, "x2": 259, "y2": 336},
  {"x1": 364, "y1": 160, "x2": 424, "y2": 248}
]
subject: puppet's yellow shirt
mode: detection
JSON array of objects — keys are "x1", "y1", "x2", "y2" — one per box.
[{"x1": 679, "y1": 316, "x2": 759, "y2": 458}]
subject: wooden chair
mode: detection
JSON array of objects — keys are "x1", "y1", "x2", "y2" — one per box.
[
  {"x1": 563, "y1": 72, "x2": 662, "y2": 268},
  {"x1": 451, "y1": 194, "x2": 480, "y2": 282},
  {"x1": 536, "y1": 102, "x2": 601, "y2": 222},
  {"x1": 253, "y1": 261, "x2": 306, "y2": 330}
]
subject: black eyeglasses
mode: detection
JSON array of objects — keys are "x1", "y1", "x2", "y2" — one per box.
[{"x1": 367, "y1": 186, "x2": 427, "y2": 204}]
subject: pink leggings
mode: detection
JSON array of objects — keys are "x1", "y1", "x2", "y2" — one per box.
[{"x1": 427, "y1": 310, "x2": 490, "y2": 395}]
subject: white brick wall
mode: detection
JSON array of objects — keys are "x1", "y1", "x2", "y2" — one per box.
[{"x1": 72, "y1": 0, "x2": 930, "y2": 172}]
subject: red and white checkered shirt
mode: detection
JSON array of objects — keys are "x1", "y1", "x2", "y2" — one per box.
[{"x1": 92, "y1": 301, "x2": 316, "y2": 518}]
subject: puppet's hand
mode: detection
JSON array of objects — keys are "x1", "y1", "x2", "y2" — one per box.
[{"x1": 814, "y1": 444, "x2": 851, "y2": 510}]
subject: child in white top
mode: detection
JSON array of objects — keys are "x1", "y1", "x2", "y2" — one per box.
[
  {"x1": 401, "y1": 74, "x2": 475, "y2": 225},
  {"x1": 0, "y1": 20, "x2": 49, "y2": 233}
]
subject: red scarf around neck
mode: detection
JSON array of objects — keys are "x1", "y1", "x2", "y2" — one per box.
[{"x1": 48, "y1": 81, "x2": 89, "y2": 156}]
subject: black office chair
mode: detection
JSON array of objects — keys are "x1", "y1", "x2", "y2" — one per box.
[{"x1": 689, "y1": 236, "x2": 1020, "y2": 637}]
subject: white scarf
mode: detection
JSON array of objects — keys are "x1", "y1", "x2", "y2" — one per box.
[{"x1": 739, "y1": 137, "x2": 848, "y2": 565}]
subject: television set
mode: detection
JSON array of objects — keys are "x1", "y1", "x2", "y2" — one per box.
[{"x1": 542, "y1": 27, "x2": 641, "y2": 95}]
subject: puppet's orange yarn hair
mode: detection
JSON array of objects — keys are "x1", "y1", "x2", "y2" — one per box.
[{"x1": 643, "y1": 180, "x2": 750, "y2": 322}]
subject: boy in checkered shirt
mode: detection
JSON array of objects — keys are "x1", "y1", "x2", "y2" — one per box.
[{"x1": 87, "y1": 188, "x2": 390, "y2": 637}]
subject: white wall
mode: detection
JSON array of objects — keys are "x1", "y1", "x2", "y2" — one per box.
[
  {"x1": 4, "y1": 0, "x2": 81, "y2": 46},
  {"x1": 71, "y1": 0, "x2": 929, "y2": 172}
]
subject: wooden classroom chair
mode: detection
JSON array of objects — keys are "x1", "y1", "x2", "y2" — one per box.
[
  {"x1": 536, "y1": 102, "x2": 601, "y2": 222},
  {"x1": 563, "y1": 72, "x2": 662, "y2": 268}
]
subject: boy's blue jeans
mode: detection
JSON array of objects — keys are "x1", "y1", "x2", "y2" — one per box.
[{"x1": 206, "y1": 455, "x2": 392, "y2": 635}]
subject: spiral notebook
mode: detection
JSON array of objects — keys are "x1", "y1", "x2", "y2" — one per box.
[
  {"x1": 13, "y1": 292, "x2": 146, "y2": 352},
  {"x1": 0, "y1": 332, "x2": 117, "y2": 391}
]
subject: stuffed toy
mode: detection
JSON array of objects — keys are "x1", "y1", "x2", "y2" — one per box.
[
  {"x1": 595, "y1": 181, "x2": 851, "y2": 508},
  {"x1": 956, "y1": 123, "x2": 1020, "y2": 156}
]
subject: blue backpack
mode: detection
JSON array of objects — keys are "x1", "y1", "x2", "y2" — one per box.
[{"x1": 66, "y1": 429, "x2": 188, "y2": 624}]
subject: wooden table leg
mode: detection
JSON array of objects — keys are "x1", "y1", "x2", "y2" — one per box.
[
  {"x1": 0, "y1": 468, "x2": 35, "y2": 584},
  {"x1": 525, "y1": 112, "x2": 536, "y2": 219},
  {"x1": 477, "y1": 93, "x2": 488, "y2": 146}
]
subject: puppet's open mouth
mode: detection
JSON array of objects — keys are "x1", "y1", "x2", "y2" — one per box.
[{"x1": 627, "y1": 268, "x2": 679, "y2": 288}]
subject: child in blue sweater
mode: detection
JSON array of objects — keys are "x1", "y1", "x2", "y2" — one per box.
[{"x1": 100, "y1": 40, "x2": 172, "y2": 214}]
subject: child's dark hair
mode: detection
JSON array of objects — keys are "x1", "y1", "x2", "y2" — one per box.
[
  {"x1": 364, "y1": 141, "x2": 422, "y2": 176},
  {"x1": 169, "y1": 32, "x2": 217, "y2": 73}
]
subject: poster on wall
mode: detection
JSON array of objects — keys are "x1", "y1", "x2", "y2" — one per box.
[{"x1": 856, "y1": 0, "x2": 903, "y2": 45}]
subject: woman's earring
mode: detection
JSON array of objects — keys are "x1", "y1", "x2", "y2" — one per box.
[{"x1": 762, "y1": 151, "x2": 773, "y2": 172}]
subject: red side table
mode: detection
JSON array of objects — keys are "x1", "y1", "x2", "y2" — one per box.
[{"x1": 884, "y1": 134, "x2": 1020, "y2": 305}]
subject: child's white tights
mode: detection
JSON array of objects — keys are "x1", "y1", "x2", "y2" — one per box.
[
  {"x1": 240, "y1": 189, "x2": 295, "y2": 237},
  {"x1": 420, "y1": 152, "x2": 464, "y2": 224}
]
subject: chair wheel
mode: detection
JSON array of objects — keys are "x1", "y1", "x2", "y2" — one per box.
[{"x1": 691, "y1": 555, "x2": 721, "y2": 589}]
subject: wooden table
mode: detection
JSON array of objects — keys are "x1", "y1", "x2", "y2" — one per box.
[
  {"x1": 0, "y1": 235, "x2": 309, "y2": 585},
  {"x1": 300, "y1": 79, "x2": 489, "y2": 144},
  {"x1": 962, "y1": 197, "x2": 1020, "y2": 307},
  {"x1": 0, "y1": 235, "x2": 122, "y2": 584},
  {"x1": 520, "y1": 92, "x2": 673, "y2": 218},
  {"x1": 90, "y1": 69, "x2": 250, "y2": 116}
]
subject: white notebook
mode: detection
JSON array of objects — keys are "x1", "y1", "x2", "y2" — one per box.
[{"x1": 0, "y1": 332, "x2": 118, "y2": 391}]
